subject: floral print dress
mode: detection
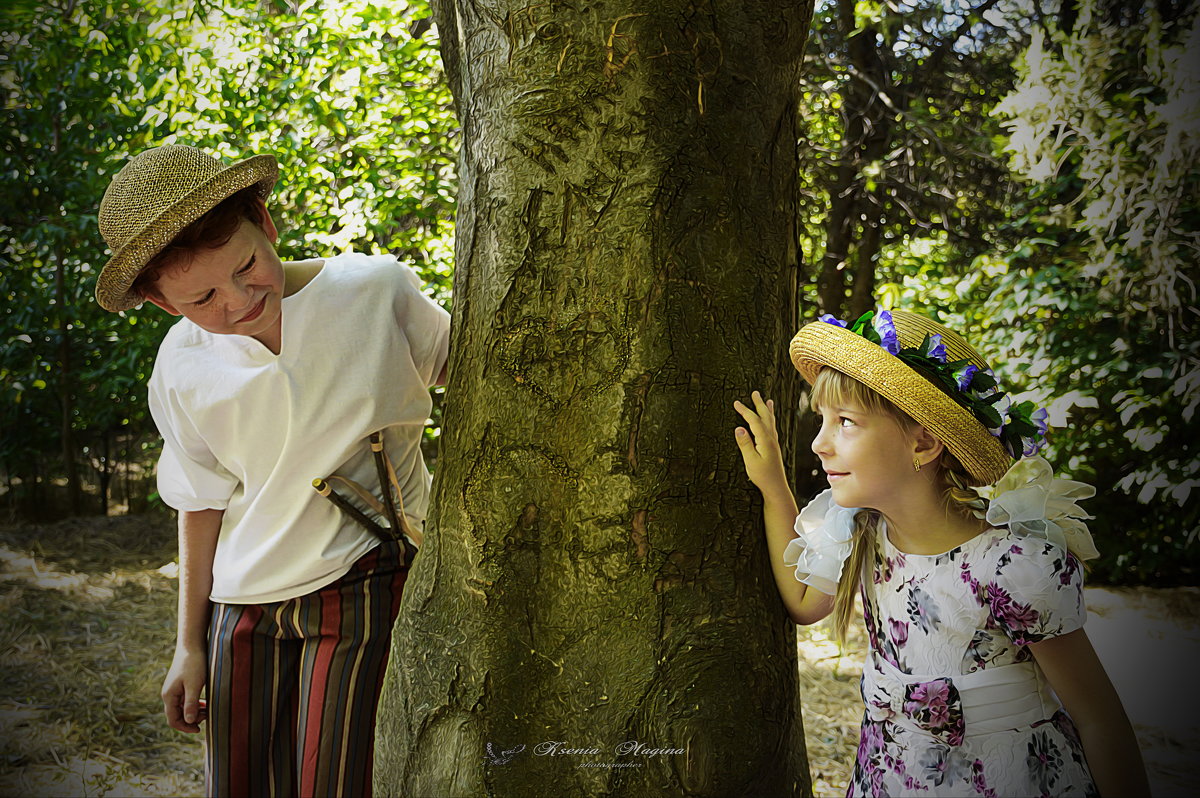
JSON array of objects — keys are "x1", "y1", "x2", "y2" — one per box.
[{"x1": 849, "y1": 525, "x2": 1098, "y2": 797}]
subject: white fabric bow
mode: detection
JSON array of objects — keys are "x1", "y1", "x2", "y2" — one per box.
[
  {"x1": 974, "y1": 456, "x2": 1100, "y2": 561},
  {"x1": 782, "y1": 488, "x2": 860, "y2": 595}
]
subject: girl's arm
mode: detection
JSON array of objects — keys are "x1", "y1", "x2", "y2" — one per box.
[
  {"x1": 1028, "y1": 628, "x2": 1150, "y2": 797},
  {"x1": 734, "y1": 391, "x2": 835, "y2": 625},
  {"x1": 161, "y1": 508, "x2": 222, "y2": 733}
]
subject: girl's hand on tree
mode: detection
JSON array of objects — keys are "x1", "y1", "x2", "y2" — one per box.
[
  {"x1": 162, "y1": 648, "x2": 208, "y2": 733},
  {"x1": 733, "y1": 391, "x2": 791, "y2": 500}
]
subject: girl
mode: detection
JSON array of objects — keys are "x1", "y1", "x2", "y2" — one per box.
[{"x1": 733, "y1": 309, "x2": 1148, "y2": 797}]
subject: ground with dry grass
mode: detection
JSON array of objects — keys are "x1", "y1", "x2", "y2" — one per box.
[
  {"x1": 2, "y1": 516, "x2": 1197, "y2": 796},
  {"x1": 0, "y1": 516, "x2": 203, "y2": 797}
]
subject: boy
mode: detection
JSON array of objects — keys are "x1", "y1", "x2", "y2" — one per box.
[{"x1": 95, "y1": 144, "x2": 450, "y2": 797}]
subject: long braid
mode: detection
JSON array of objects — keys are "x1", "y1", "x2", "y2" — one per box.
[
  {"x1": 940, "y1": 452, "x2": 988, "y2": 520},
  {"x1": 832, "y1": 509, "x2": 879, "y2": 643}
]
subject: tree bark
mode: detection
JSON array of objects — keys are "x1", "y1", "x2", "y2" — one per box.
[
  {"x1": 50, "y1": 106, "x2": 81, "y2": 516},
  {"x1": 848, "y1": 191, "x2": 882, "y2": 320},
  {"x1": 817, "y1": 0, "x2": 892, "y2": 318},
  {"x1": 55, "y1": 252, "x2": 81, "y2": 516},
  {"x1": 377, "y1": 2, "x2": 814, "y2": 796}
]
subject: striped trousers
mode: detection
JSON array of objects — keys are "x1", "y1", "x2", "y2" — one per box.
[{"x1": 205, "y1": 539, "x2": 409, "y2": 798}]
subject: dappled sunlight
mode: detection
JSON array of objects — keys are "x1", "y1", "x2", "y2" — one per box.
[
  {"x1": 2, "y1": 516, "x2": 1198, "y2": 797},
  {"x1": 0, "y1": 545, "x2": 172, "y2": 600},
  {"x1": 0, "y1": 753, "x2": 196, "y2": 798}
]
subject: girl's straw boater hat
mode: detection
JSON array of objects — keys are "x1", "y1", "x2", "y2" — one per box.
[
  {"x1": 95, "y1": 144, "x2": 278, "y2": 312},
  {"x1": 790, "y1": 310, "x2": 1048, "y2": 487}
]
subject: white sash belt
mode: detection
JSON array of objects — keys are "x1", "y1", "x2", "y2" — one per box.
[{"x1": 861, "y1": 655, "x2": 1061, "y2": 745}]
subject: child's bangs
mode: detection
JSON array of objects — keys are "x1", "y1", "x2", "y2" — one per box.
[{"x1": 809, "y1": 367, "x2": 895, "y2": 418}]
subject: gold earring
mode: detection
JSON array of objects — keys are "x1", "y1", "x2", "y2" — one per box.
[{"x1": 913, "y1": 457, "x2": 922, "y2": 472}]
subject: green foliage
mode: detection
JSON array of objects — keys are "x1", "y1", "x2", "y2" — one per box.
[
  {"x1": 994, "y1": 5, "x2": 1199, "y2": 322},
  {"x1": 874, "y1": 187, "x2": 1198, "y2": 584},
  {"x1": 984, "y1": 1, "x2": 1200, "y2": 583},
  {"x1": 132, "y1": 0, "x2": 457, "y2": 293},
  {"x1": 803, "y1": 0, "x2": 1199, "y2": 583},
  {"x1": 2, "y1": 0, "x2": 167, "y2": 511},
  {"x1": 1, "y1": 0, "x2": 456, "y2": 513},
  {"x1": 3, "y1": 0, "x2": 1193, "y2": 584},
  {"x1": 973, "y1": 237, "x2": 1199, "y2": 585},
  {"x1": 796, "y1": 0, "x2": 1025, "y2": 316}
]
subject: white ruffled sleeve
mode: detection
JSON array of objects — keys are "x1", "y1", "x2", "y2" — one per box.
[{"x1": 782, "y1": 489, "x2": 860, "y2": 595}]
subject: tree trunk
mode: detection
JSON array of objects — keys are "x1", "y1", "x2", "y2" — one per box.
[
  {"x1": 55, "y1": 252, "x2": 81, "y2": 516},
  {"x1": 97, "y1": 430, "x2": 111, "y2": 516},
  {"x1": 817, "y1": 0, "x2": 892, "y2": 318},
  {"x1": 377, "y1": 3, "x2": 814, "y2": 796},
  {"x1": 848, "y1": 193, "x2": 882, "y2": 320},
  {"x1": 51, "y1": 108, "x2": 81, "y2": 516}
]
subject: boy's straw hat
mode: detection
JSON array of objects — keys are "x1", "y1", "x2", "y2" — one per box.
[
  {"x1": 790, "y1": 311, "x2": 1013, "y2": 486},
  {"x1": 95, "y1": 144, "x2": 278, "y2": 311}
]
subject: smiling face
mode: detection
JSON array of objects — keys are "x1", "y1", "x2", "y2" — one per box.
[
  {"x1": 809, "y1": 368, "x2": 935, "y2": 513},
  {"x1": 143, "y1": 207, "x2": 285, "y2": 348}
]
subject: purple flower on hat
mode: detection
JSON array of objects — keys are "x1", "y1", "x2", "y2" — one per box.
[
  {"x1": 987, "y1": 393, "x2": 1012, "y2": 437},
  {"x1": 1032, "y1": 407, "x2": 1049, "y2": 436},
  {"x1": 819, "y1": 314, "x2": 847, "y2": 328},
  {"x1": 923, "y1": 333, "x2": 948, "y2": 363},
  {"x1": 953, "y1": 363, "x2": 977, "y2": 391},
  {"x1": 872, "y1": 310, "x2": 900, "y2": 355}
]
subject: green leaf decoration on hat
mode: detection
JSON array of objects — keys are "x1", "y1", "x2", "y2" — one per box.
[{"x1": 821, "y1": 310, "x2": 1049, "y2": 459}]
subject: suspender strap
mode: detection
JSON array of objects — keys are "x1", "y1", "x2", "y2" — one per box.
[{"x1": 312, "y1": 432, "x2": 422, "y2": 566}]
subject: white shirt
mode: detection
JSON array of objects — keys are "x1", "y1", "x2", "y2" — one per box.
[{"x1": 147, "y1": 253, "x2": 450, "y2": 603}]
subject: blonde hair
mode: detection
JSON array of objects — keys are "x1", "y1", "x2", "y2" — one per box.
[{"x1": 809, "y1": 367, "x2": 978, "y2": 642}]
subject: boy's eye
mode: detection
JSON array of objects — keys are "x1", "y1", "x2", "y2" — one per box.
[{"x1": 839, "y1": 416, "x2": 855, "y2": 427}]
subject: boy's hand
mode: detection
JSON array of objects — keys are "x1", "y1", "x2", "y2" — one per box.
[
  {"x1": 733, "y1": 391, "x2": 790, "y2": 498},
  {"x1": 162, "y1": 648, "x2": 208, "y2": 733}
]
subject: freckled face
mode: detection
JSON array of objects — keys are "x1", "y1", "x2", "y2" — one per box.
[
  {"x1": 810, "y1": 399, "x2": 919, "y2": 512},
  {"x1": 148, "y1": 219, "x2": 285, "y2": 342}
]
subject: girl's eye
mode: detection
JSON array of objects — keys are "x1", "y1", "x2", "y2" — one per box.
[
  {"x1": 193, "y1": 291, "x2": 214, "y2": 307},
  {"x1": 839, "y1": 416, "x2": 855, "y2": 427},
  {"x1": 236, "y1": 256, "x2": 255, "y2": 275}
]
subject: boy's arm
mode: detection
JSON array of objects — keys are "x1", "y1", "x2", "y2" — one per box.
[
  {"x1": 734, "y1": 392, "x2": 835, "y2": 625},
  {"x1": 1029, "y1": 629, "x2": 1150, "y2": 797},
  {"x1": 388, "y1": 262, "x2": 451, "y2": 388},
  {"x1": 161, "y1": 508, "x2": 221, "y2": 733}
]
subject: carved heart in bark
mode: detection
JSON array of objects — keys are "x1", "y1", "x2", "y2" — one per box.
[{"x1": 495, "y1": 311, "x2": 630, "y2": 409}]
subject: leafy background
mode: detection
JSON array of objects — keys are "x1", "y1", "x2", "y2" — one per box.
[{"x1": 1, "y1": 0, "x2": 1196, "y2": 584}]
